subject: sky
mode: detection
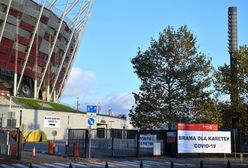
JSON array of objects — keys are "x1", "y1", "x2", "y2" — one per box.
[{"x1": 60, "y1": 0, "x2": 248, "y2": 116}]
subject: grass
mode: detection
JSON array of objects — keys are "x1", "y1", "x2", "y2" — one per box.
[{"x1": 15, "y1": 97, "x2": 78, "y2": 112}]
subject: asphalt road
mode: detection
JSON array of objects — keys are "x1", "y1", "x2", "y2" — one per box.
[{"x1": 21, "y1": 142, "x2": 248, "y2": 168}]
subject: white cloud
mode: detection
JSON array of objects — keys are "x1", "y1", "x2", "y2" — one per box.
[
  {"x1": 101, "y1": 92, "x2": 135, "y2": 115},
  {"x1": 62, "y1": 67, "x2": 96, "y2": 97},
  {"x1": 69, "y1": 68, "x2": 95, "y2": 81}
]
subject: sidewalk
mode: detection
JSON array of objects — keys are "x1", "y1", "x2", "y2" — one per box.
[{"x1": 21, "y1": 151, "x2": 107, "y2": 165}]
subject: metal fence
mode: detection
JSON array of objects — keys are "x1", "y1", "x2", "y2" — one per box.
[
  {"x1": 67, "y1": 129, "x2": 168, "y2": 158},
  {"x1": 0, "y1": 128, "x2": 20, "y2": 159}
]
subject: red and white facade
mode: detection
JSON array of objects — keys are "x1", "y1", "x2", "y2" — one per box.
[{"x1": 0, "y1": 0, "x2": 92, "y2": 101}]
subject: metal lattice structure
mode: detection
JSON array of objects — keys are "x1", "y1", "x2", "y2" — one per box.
[{"x1": 0, "y1": 0, "x2": 92, "y2": 101}]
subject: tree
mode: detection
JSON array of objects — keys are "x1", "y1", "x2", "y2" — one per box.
[
  {"x1": 130, "y1": 26, "x2": 213, "y2": 129},
  {"x1": 214, "y1": 45, "x2": 248, "y2": 132}
]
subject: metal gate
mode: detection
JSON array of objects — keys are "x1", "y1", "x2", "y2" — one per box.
[
  {"x1": 67, "y1": 129, "x2": 167, "y2": 158},
  {"x1": 0, "y1": 129, "x2": 20, "y2": 159},
  {"x1": 67, "y1": 129, "x2": 87, "y2": 158}
]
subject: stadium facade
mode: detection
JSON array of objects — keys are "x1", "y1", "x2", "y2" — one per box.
[{"x1": 0, "y1": 0, "x2": 92, "y2": 101}]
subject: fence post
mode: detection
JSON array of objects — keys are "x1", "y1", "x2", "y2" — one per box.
[
  {"x1": 136, "y1": 130, "x2": 140, "y2": 157},
  {"x1": 171, "y1": 161, "x2": 173, "y2": 168},
  {"x1": 17, "y1": 128, "x2": 22, "y2": 160},
  {"x1": 200, "y1": 160, "x2": 203, "y2": 168},
  {"x1": 111, "y1": 129, "x2": 114, "y2": 157},
  {"x1": 140, "y1": 161, "x2": 143, "y2": 168},
  {"x1": 240, "y1": 153, "x2": 243, "y2": 163},
  {"x1": 66, "y1": 129, "x2": 70, "y2": 156},
  {"x1": 88, "y1": 126, "x2": 92, "y2": 159},
  {"x1": 85, "y1": 129, "x2": 89, "y2": 158},
  {"x1": 227, "y1": 160, "x2": 230, "y2": 168},
  {"x1": 7, "y1": 131, "x2": 10, "y2": 155}
]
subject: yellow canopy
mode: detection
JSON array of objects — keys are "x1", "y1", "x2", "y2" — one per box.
[{"x1": 25, "y1": 130, "x2": 47, "y2": 142}]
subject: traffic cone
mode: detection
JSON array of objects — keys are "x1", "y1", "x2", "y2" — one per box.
[{"x1": 32, "y1": 146, "x2": 36, "y2": 157}]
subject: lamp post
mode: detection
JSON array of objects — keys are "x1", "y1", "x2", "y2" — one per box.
[{"x1": 76, "y1": 97, "x2": 79, "y2": 111}]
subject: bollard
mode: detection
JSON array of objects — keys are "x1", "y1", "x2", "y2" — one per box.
[
  {"x1": 227, "y1": 160, "x2": 230, "y2": 168},
  {"x1": 200, "y1": 160, "x2": 203, "y2": 168},
  {"x1": 11, "y1": 144, "x2": 17, "y2": 158},
  {"x1": 73, "y1": 143, "x2": 79, "y2": 157},
  {"x1": 29, "y1": 163, "x2": 32, "y2": 168},
  {"x1": 140, "y1": 161, "x2": 143, "y2": 168},
  {"x1": 32, "y1": 146, "x2": 36, "y2": 157},
  {"x1": 171, "y1": 161, "x2": 174, "y2": 168},
  {"x1": 69, "y1": 162, "x2": 73, "y2": 168},
  {"x1": 105, "y1": 161, "x2": 108, "y2": 168},
  {"x1": 48, "y1": 140, "x2": 54, "y2": 154}
]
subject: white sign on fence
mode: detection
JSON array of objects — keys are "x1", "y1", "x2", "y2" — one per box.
[
  {"x1": 153, "y1": 142, "x2": 161, "y2": 156},
  {"x1": 44, "y1": 116, "x2": 61, "y2": 128},
  {"x1": 177, "y1": 130, "x2": 231, "y2": 153},
  {"x1": 140, "y1": 134, "x2": 157, "y2": 148}
]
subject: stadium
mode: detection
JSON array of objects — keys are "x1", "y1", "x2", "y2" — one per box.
[
  {"x1": 0, "y1": 0, "x2": 92, "y2": 101},
  {"x1": 0, "y1": 0, "x2": 132, "y2": 140}
]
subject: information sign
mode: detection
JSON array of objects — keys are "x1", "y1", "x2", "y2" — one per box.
[
  {"x1": 87, "y1": 105, "x2": 97, "y2": 113},
  {"x1": 167, "y1": 132, "x2": 176, "y2": 144},
  {"x1": 177, "y1": 123, "x2": 218, "y2": 131},
  {"x1": 140, "y1": 134, "x2": 157, "y2": 148},
  {"x1": 153, "y1": 142, "x2": 161, "y2": 156},
  {"x1": 177, "y1": 130, "x2": 231, "y2": 153},
  {"x1": 44, "y1": 116, "x2": 61, "y2": 128}
]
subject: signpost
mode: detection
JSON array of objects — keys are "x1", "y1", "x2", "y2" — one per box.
[{"x1": 87, "y1": 117, "x2": 95, "y2": 159}]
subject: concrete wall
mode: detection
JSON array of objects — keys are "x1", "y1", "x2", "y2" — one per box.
[{"x1": 9, "y1": 107, "x2": 132, "y2": 140}]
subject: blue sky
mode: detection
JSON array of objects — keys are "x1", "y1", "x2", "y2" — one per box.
[{"x1": 60, "y1": 0, "x2": 248, "y2": 115}]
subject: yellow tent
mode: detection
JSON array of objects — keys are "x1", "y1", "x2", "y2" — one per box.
[
  {"x1": 25, "y1": 130, "x2": 47, "y2": 142},
  {"x1": 23, "y1": 130, "x2": 31, "y2": 142}
]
